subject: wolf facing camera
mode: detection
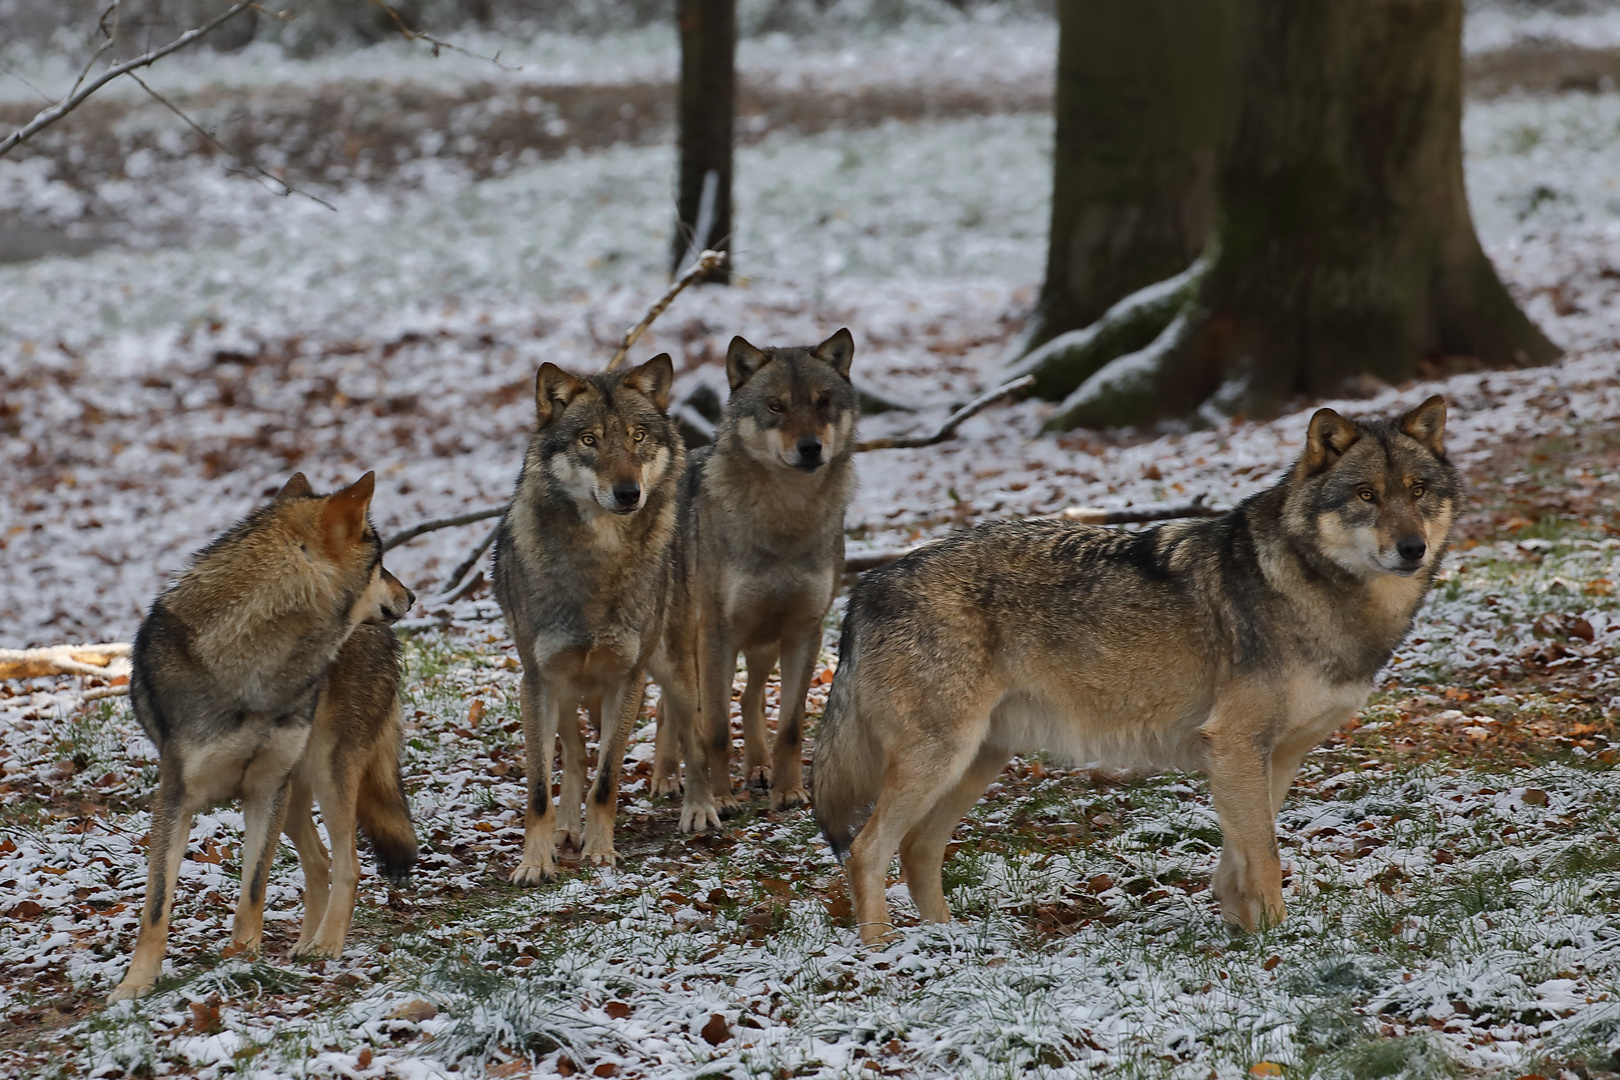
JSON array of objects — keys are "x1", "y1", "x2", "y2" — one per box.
[{"x1": 814, "y1": 396, "x2": 1459, "y2": 944}]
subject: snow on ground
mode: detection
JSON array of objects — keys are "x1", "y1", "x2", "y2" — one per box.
[{"x1": 4, "y1": 11, "x2": 1620, "y2": 1079}]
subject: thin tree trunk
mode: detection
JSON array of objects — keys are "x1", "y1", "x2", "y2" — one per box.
[
  {"x1": 672, "y1": 0, "x2": 735, "y2": 283},
  {"x1": 1043, "y1": 0, "x2": 1559, "y2": 430},
  {"x1": 1022, "y1": 0, "x2": 1235, "y2": 354}
]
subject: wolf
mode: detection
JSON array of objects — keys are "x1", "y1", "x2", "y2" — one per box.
[
  {"x1": 813, "y1": 396, "x2": 1457, "y2": 944},
  {"x1": 110, "y1": 472, "x2": 415, "y2": 1000},
  {"x1": 492, "y1": 354, "x2": 697, "y2": 882},
  {"x1": 650, "y1": 329, "x2": 858, "y2": 820}
]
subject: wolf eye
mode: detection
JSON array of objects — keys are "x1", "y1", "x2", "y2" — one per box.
[
  {"x1": 1358, "y1": 489, "x2": 1376, "y2": 502},
  {"x1": 768, "y1": 402, "x2": 785, "y2": 414},
  {"x1": 1410, "y1": 482, "x2": 1426, "y2": 498},
  {"x1": 580, "y1": 433, "x2": 597, "y2": 446},
  {"x1": 633, "y1": 428, "x2": 647, "y2": 442},
  {"x1": 817, "y1": 396, "x2": 831, "y2": 409}
]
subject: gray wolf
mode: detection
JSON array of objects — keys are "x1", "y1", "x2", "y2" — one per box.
[
  {"x1": 111, "y1": 472, "x2": 415, "y2": 1000},
  {"x1": 651, "y1": 329, "x2": 858, "y2": 822},
  {"x1": 813, "y1": 396, "x2": 1457, "y2": 943},
  {"x1": 492, "y1": 354, "x2": 692, "y2": 882}
]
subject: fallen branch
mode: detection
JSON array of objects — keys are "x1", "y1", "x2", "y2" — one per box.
[
  {"x1": 0, "y1": 643, "x2": 131, "y2": 681},
  {"x1": 438, "y1": 523, "x2": 499, "y2": 594},
  {"x1": 0, "y1": 0, "x2": 257, "y2": 159},
  {"x1": 605, "y1": 249, "x2": 728, "y2": 371},
  {"x1": 855, "y1": 376, "x2": 1034, "y2": 452}
]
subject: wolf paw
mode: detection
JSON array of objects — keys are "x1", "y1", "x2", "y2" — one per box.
[
  {"x1": 770, "y1": 785, "x2": 810, "y2": 811},
  {"x1": 222, "y1": 936, "x2": 261, "y2": 960},
  {"x1": 745, "y1": 765, "x2": 772, "y2": 790},
  {"x1": 582, "y1": 843, "x2": 618, "y2": 867},
  {"x1": 107, "y1": 978, "x2": 154, "y2": 1003},
  {"x1": 715, "y1": 792, "x2": 747, "y2": 816},
  {"x1": 650, "y1": 770, "x2": 683, "y2": 798},
  {"x1": 680, "y1": 798, "x2": 722, "y2": 834},
  {"x1": 510, "y1": 860, "x2": 555, "y2": 886},
  {"x1": 291, "y1": 938, "x2": 343, "y2": 960},
  {"x1": 553, "y1": 827, "x2": 582, "y2": 851}
]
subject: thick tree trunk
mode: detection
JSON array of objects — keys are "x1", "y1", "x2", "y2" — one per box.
[
  {"x1": 1021, "y1": 0, "x2": 1235, "y2": 354},
  {"x1": 672, "y1": 0, "x2": 735, "y2": 283},
  {"x1": 1044, "y1": 0, "x2": 1559, "y2": 431}
]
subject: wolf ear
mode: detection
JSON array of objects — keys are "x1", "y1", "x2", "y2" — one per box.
[
  {"x1": 273, "y1": 472, "x2": 314, "y2": 502},
  {"x1": 1399, "y1": 394, "x2": 1447, "y2": 455},
  {"x1": 726, "y1": 336, "x2": 768, "y2": 392},
  {"x1": 1300, "y1": 408, "x2": 1361, "y2": 476},
  {"x1": 535, "y1": 363, "x2": 587, "y2": 427},
  {"x1": 811, "y1": 327, "x2": 855, "y2": 381},
  {"x1": 320, "y1": 471, "x2": 375, "y2": 553},
  {"x1": 623, "y1": 353, "x2": 675, "y2": 412}
]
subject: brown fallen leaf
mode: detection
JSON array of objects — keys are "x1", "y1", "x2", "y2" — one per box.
[
  {"x1": 701, "y1": 1013, "x2": 732, "y2": 1045},
  {"x1": 387, "y1": 999, "x2": 438, "y2": 1023}
]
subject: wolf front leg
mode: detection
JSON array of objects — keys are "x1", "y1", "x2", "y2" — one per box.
[
  {"x1": 769, "y1": 622, "x2": 821, "y2": 809},
  {"x1": 1202, "y1": 708, "x2": 1286, "y2": 932},
  {"x1": 581, "y1": 672, "x2": 644, "y2": 866},
  {"x1": 231, "y1": 726, "x2": 307, "y2": 957},
  {"x1": 513, "y1": 668, "x2": 563, "y2": 885},
  {"x1": 294, "y1": 760, "x2": 364, "y2": 959},
  {"x1": 109, "y1": 758, "x2": 198, "y2": 1001}
]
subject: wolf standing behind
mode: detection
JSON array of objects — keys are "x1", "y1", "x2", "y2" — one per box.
[
  {"x1": 652, "y1": 329, "x2": 858, "y2": 816},
  {"x1": 814, "y1": 397, "x2": 1457, "y2": 943},
  {"x1": 494, "y1": 354, "x2": 699, "y2": 882},
  {"x1": 111, "y1": 473, "x2": 415, "y2": 1000}
]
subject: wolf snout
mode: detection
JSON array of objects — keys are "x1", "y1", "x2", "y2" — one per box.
[
  {"x1": 610, "y1": 480, "x2": 642, "y2": 512},
  {"x1": 795, "y1": 435, "x2": 824, "y2": 470},
  {"x1": 1395, "y1": 536, "x2": 1427, "y2": 564}
]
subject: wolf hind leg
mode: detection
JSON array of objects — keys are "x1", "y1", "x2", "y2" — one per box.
[
  {"x1": 650, "y1": 696, "x2": 683, "y2": 797},
  {"x1": 582, "y1": 673, "x2": 645, "y2": 866},
  {"x1": 700, "y1": 634, "x2": 745, "y2": 813},
  {"x1": 110, "y1": 759, "x2": 199, "y2": 1001},
  {"x1": 513, "y1": 668, "x2": 562, "y2": 885},
  {"x1": 1203, "y1": 701, "x2": 1286, "y2": 931},
  {"x1": 899, "y1": 747, "x2": 1009, "y2": 924},
  {"x1": 769, "y1": 624, "x2": 820, "y2": 810},
  {"x1": 847, "y1": 703, "x2": 994, "y2": 946},
  {"x1": 555, "y1": 698, "x2": 591, "y2": 851},
  {"x1": 282, "y1": 776, "x2": 329, "y2": 955},
  {"x1": 740, "y1": 647, "x2": 777, "y2": 790}
]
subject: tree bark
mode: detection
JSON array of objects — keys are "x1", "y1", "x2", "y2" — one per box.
[
  {"x1": 672, "y1": 0, "x2": 735, "y2": 283},
  {"x1": 1043, "y1": 0, "x2": 1560, "y2": 431},
  {"x1": 1022, "y1": 0, "x2": 1236, "y2": 354}
]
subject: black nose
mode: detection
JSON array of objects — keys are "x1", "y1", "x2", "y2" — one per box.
[
  {"x1": 797, "y1": 436, "x2": 823, "y2": 463},
  {"x1": 612, "y1": 481, "x2": 641, "y2": 508},
  {"x1": 403, "y1": 587, "x2": 416, "y2": 608},
  {"x1": 1396, "y1": 536, "x2": 1426, "y2": 563}
]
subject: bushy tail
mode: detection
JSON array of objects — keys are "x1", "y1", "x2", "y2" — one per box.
[
  {"x1": 356, "y1": 706, "x2": 418, "y2": 883},
  {"x1": 812, "y1": 601, "x2": 882, "y2": 862}
]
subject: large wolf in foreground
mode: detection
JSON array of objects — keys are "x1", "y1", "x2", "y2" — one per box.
[
  {"x1": 651, "y1": 329, "x2": 859, "y2": 824},
  {"x1": 111, "y1": 472, "x2": 415, "y2": 1000},
  {"x1": 814, "y1": 396, "x2": 1458, "y2": 943}
]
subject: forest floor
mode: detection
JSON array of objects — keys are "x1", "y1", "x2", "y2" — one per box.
[{"x1": 4, "y1": 10, "x2": 1620, "y2": 1080}]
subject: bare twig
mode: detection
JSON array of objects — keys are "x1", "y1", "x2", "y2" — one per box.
[
  {"x1": 438, "y1": 523, "x2": 499, "y2": 593},
  {"x1": 382, "y1": 506, "x2": 506, "y2": 553},
  {"x1": 0, "y1": 0, "x2": 257, "y2": 159},
  {"x1": 605, "y1": 249, "x2": 728, "y2": 371},
  {"x1": 855, "y1": 375, "x2": 1034, "y2": 452},
  {"x1": 367, "y1": 0, "x2": 519, "y2": 70},
  {"x1": 127, "y1": 72, "x2": 337, "y2": 211}
]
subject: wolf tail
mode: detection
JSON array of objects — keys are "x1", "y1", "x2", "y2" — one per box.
[
  {"x1": 812, "y1": 598, "x2": 881, "y2": 862},
  {"x1": 356, "y1": 706, "x2": 418, "y2": 883}
]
